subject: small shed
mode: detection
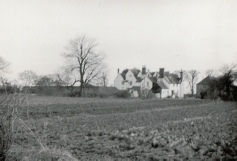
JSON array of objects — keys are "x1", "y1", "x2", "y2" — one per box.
[{"x1": 196, "y1": 76, "x2": 212, "y2": 98}]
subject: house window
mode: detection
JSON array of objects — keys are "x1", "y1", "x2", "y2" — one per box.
[{"x1": 130, "y1": 81, "x2": 132, "y2": 85}]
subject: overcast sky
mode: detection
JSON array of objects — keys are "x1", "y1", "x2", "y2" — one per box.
[{"x1": 0, "y1": 0, "x2": 237, "y2": 86}]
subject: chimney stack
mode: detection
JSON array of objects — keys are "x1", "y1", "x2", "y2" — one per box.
[
  {"x1": 117, "y1": 69, "x2": 120, "y2": 74},
  {"x1": 159, "y1": 68, "x2": 164, "y2": 78},
  {"x1": 142, "y1": 65, "x2": 146, "y2": 74},
  {"x1": 180, "y1": 69, "x2": 183, "y2": 82}
]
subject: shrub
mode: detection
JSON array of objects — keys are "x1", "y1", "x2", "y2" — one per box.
[
  {"x1": 68, "y1": 91, "x2": 81, "y2": 97},
  {"x1": 231, "y1": 86, "x2": 237, "y2": 101},
  {"x1": 0, "y1": 84, "x2": 20, "y2": 94},
  {"x1": 114, "y1": 90, "x2": 130, "y2": 98},
  {"x1": 0, "y1": 93, "x2": 26, "y2": 160},
  {"x1": 140, "y1": 90, "x2": 154, "y2": 99},
  {"x1": 175, "y1": 95, "x2": 179, "y2": 98}
]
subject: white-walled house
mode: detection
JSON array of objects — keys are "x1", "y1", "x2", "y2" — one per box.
[
  {"x1": 114, "y1": 66, "x2": 184, "y2": 98},
  {"x1": 114, "y1": 68, "x2": 143, "y2": 93}
]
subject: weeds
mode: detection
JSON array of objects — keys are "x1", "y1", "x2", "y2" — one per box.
[{"x1": 0, "y1": 93, "x2": 26, "y2": 160}]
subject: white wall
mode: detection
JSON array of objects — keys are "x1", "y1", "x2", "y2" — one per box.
[
  {"x1": 161, "y1": 89, "x2": 168, "y2": 98},
  {"x1": 141, "y1": 76, "x2": 152, "y2": 90},
  {"x1": 168, "y1": 83, "x2": 180, "y2": 97},
  {"x1": 179, "y1": 81, "x2": 184, "y2": 98},
  {"x1": 126, "y1": 70, "x2": 138, "y2": 88},
  {"x1": 114, "y1": 74, "x2": 126, "y2": 90}
]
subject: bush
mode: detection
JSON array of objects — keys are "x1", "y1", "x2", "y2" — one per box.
[
  {"x1": 0, "y1": 93, "x2": 26, "y2": 160},
  {"x1": 140, "y1": 90, "x2": 154, "y2": 99},
  {"x1": 0, "y1": 84, "x2": 20, "y2": 94},
  {"x1": 114, "y1": 90, "x2": 130, "y2": 98},
  {"x1": 68, "y1": 91, "x2": 81, "y2": 97},
  {"x1": 231, "y1": 86, "x2": 237, "y2": 101}
]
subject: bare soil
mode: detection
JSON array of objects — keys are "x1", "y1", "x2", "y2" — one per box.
[{"x1": 9, "y1": 96, "x2": 237, "y2": 160}]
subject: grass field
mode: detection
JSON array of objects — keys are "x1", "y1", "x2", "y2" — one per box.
[{"x1": 8, "y1": 96, "x2": 237, "y2": 160}]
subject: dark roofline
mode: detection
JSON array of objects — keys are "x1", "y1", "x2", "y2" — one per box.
[{"x1": 197, "y1": 76, "x2": 213, "y2": 85}]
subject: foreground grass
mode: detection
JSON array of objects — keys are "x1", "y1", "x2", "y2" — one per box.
[{"x1": 9, "y1": 96, "x2": 237, "y2": 160}]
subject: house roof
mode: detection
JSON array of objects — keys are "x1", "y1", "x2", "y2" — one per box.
[
  {"x1": 148, "y1": 77, "x2": 157, "y2": 83},
  {"x1": 136, "y1": 77, "x2": 143, "y2": 82},
  {"x1": 165, "y1": 73, "x2": 179, "y2": 84},
  {"x1": 121, "y1": 69, "x2": 140, "y2": 79},
  {"x1": 150, "y1": 72, "x2": 155, "y2": 76},
  {"x1": 120, "y1": 73, "x2": 126, "y2": 80},
  {"x1": 197, "y1": 76, "x2": 212, "y2": 85},
  {"x1": 157, "y1": 81, "x2": 168, "y2": 89}
]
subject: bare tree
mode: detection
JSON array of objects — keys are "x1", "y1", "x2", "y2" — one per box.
[
  {"x1": 185, "y1": 70, "x2": 200, "y2": 96},
  {"x1": 35, "y1": 75, "x2": 54, "y2": 86},
  {"x1": 55, "y1": 67, "x2": 79, "y2": 87},
  {"x1": 0, "y1": 57, "x2": 10, "y2": 83},
  {"x1": 173, "y1": 70, "x2": 186, "y2": 80},
  {"x1": 62, "y1": 35, "x2": 106, "y2": 96},
  {"x1": 205, "y1": 69, "x2": 216, "y2": 77},
  {"x1": 218, "y1": 64, "x2": 236, "y2": 100},
  {"x1": 18, "y1": 70, "x2": 38, "y2": 87},
  {"x1": 0, "y1": 56, "x2": 10, "y2": 72},
  {"x1": 99, "y1": 72, "x2": 109, "y2": 87}
]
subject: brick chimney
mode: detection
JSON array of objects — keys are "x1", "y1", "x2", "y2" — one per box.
[
  {"x1": 117, "y1": 69, "x2": 120, "y2": 74},
  {"x1": 159, "y1": 68, "x2": 164, "y2": 78},
  {"x1": 180, "y1": 69, "x2": 183, "y2": 83},
  {"x1": 142, "y1": 65, "x2": 146, "y2": 74}
]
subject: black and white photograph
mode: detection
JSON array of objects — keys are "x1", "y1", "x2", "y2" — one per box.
[{"x1": 0, "y1": 0, "x2": 237, "y2": 160}]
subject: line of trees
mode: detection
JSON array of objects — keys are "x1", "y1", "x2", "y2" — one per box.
[
  {"x1": 208, "y1": 65, "x2": 237, "y2": 100},
  {"x1": 0, "y1": 35, "x2": 109, "y2": 96},
  {"x1": 1, "y1": 35, "x2": 236, "y2": 99}
]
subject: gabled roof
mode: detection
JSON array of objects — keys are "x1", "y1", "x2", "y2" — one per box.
[
  {"x1": 197, "y1": 76, "x2": 212, "y2": 85},
  {"x1": 150, "y1": 72, "x2": 156, "y2": 76},
  {"x1": 148, "y1": 77, "x2": 157, "y2": 83},
  {"x1": 120, "y1": 73, "x2": 126, "y2": 80},
  {"x1": 157, "y1": 81, "x2": 168, "y2": 89},
  {"x1": 136, "y1": 77, "x2": 143, "y2": 82},
  {"x1": 131, "y1": 70, "x2": 140, "y2": 77},
  {"x1": 165, "y1": 73, "x2": 179, "y2": 84}
]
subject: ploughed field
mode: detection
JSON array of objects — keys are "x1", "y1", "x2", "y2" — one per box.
[{"x1": 11, "y1": 96, "x2": 237, "y2": 160}]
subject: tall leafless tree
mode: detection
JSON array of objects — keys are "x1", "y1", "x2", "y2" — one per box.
[
  {"x1": 173, "y1": 70, "x2": 186, "y2": 80},
  {"x1": 205, "y1": 69, "x2": 215, "y2": 77},
  {"x1": 219, "y1": 64, "x2": 236, "y2": 99},
  {"x1": 185, "y1": 70, "x2": 200, "y2": 96},
  {"x1": 62, "y1": 35, "x2": 106, "y2": 96},
  {"x1": 0, "y1": 57, "x2": 10, "y2": 83},
  {"x1": 0, "y1": 56, "x2": 9, "y2": 72},
  {"x1": 18, "y1": 70, "x2": 38, "y2": 87},
  {"x1": 100, "y1": 72, "x2": 108, "y2": 87}
]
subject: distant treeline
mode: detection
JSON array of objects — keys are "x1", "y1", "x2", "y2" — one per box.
[
  {"x1": 21, "y1": 86, "x2": 117, "y2": 97},
  {"x1": 18, "y1": 85, "x2": 133, "y2": 98}
]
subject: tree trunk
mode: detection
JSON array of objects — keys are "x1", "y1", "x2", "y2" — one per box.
[
  {"x1": 79, "y1": 79, "x2": 84, "y2": 97},
  {"x1": 0, "y1": 151, "x2": 6, "y2": 161},
  {"x1": 191, "y1": 88, "x2": 194, "y2": 96},
  {"x1": 226, "y1": 84, "x2": 230, "y2": 99},
  {"x1": 103, "y1": 78, "x2": 106, "y2": 87}
]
